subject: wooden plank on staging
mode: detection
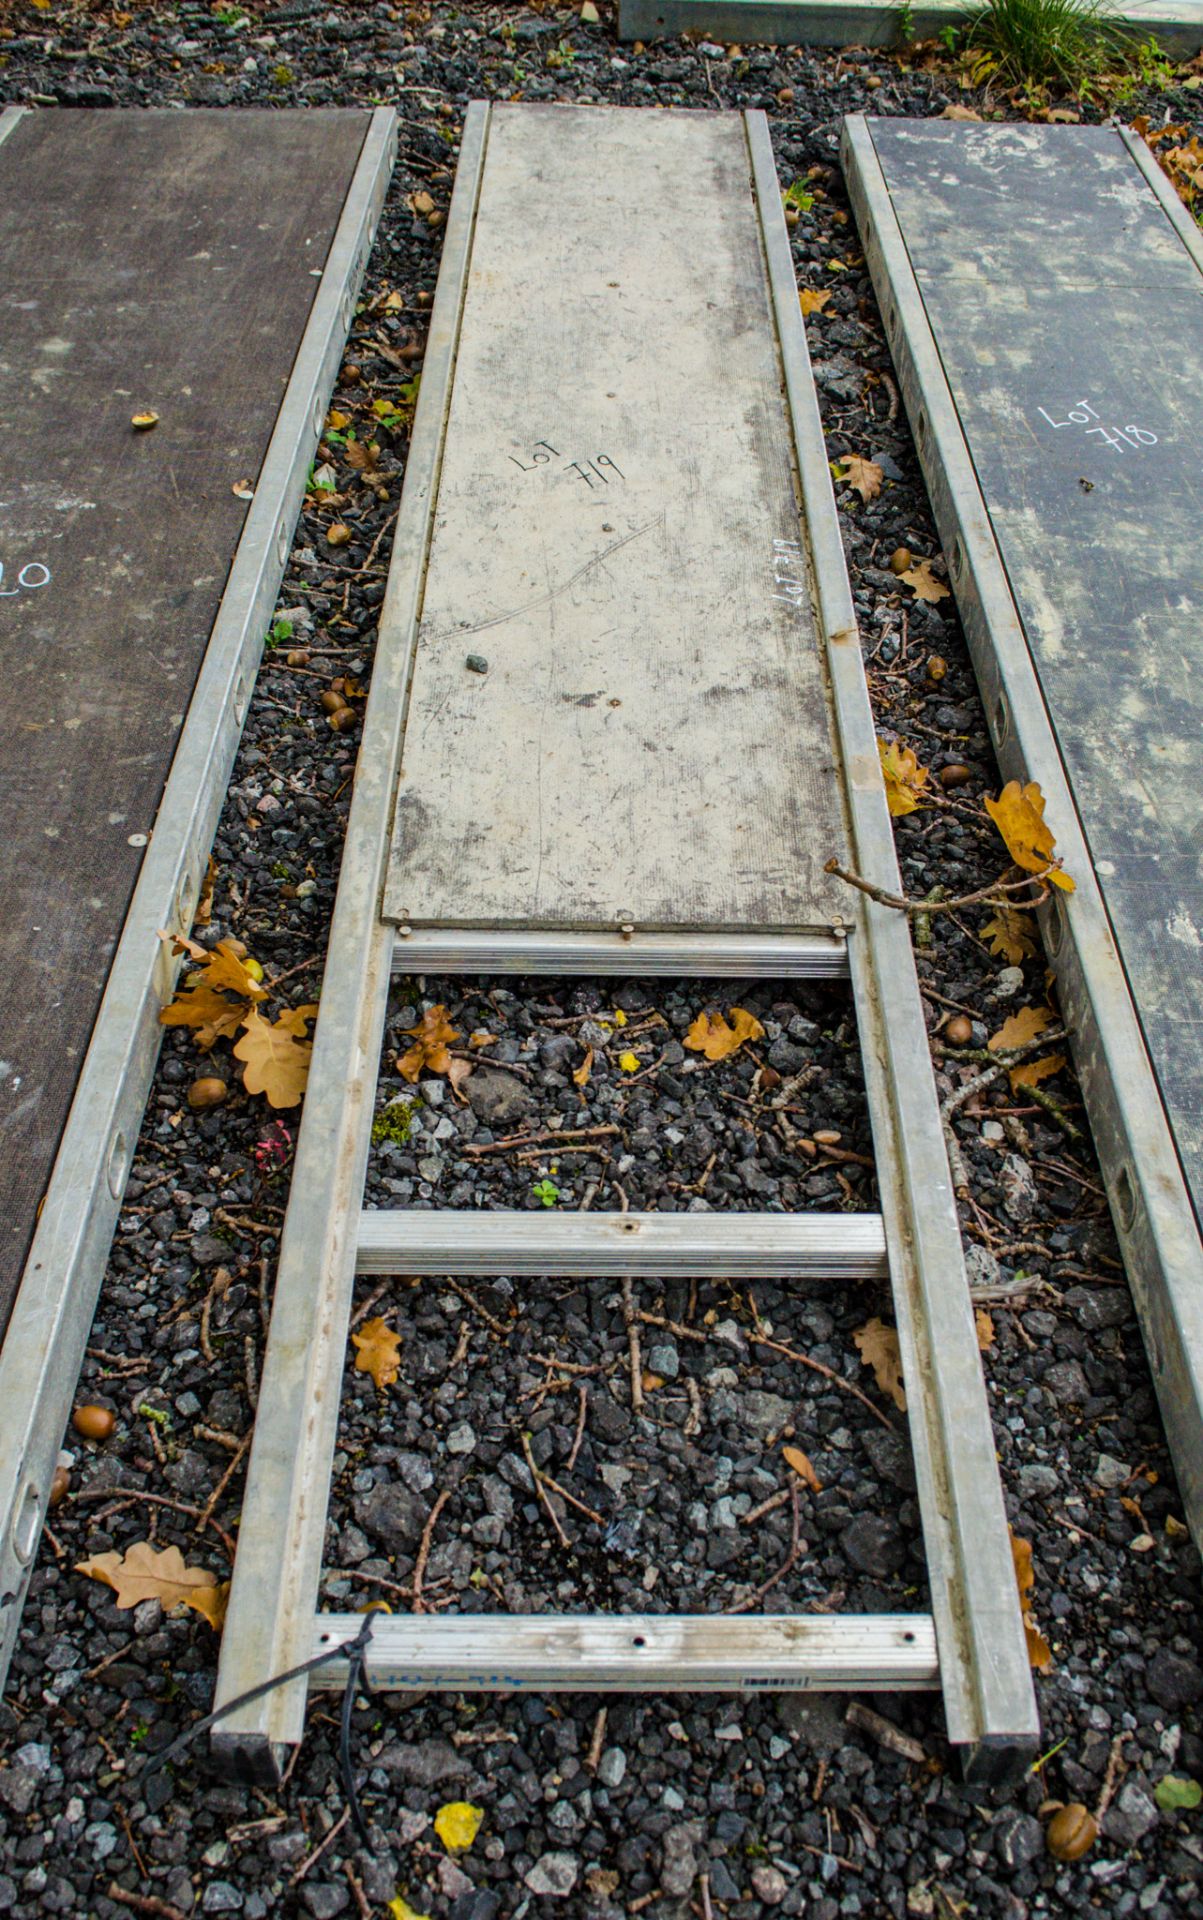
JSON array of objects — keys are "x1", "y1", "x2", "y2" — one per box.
[{"x1": 384, "y1": 105, "x2": 849, "y2": 935}]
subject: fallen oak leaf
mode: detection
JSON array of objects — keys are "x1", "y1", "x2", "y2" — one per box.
[
  {"x1": 981, "y1": 903, "x2": 1038, "y2": 966},
  {"x1": 233, "y1": 1005, "x2": 316, "y2": 1108},
  {"x1": 573, "y1": 1045, "x2": 594, "y2": 1087},
  {"x1": 160, "y1": 979, "x2": 248, "y2": 1049},
  {"x1": 984, "y1": 780, "x2": 1075, "y2": 892},
  {"x1": 835, "y1": 453, "x2": 883, "y2": 502},
  {"x1": 782, "y1": 1444, "x2": 822, "y2": 1493},
  {"x1": 853, "y1": 1316, "x2": 907, "y2": 1412},
  {"x1": 398, "y1": 1005, "x2": 461, "y2": 1083},
  {"x1": 899, "y1": 559, "x2": 950, "y2": 604},
  {"x1": 684, "y1": 1007, "x2": 765, "y2": 1062},
  {"x1": 878, "y1": 738, "x2": 930, "y2": 817},
  {"x1": 975, "y1": 1307, "x2": 995, "y2": 1352},
  {"x1": 799, "y1": 287, "x2": 832, "y2": 316},
  {"x1": 1010, "y1": 1529, "x2": 1053, "y2": 1671},
  {"x1": 989, "y1": 1006, "x2": 1053, "y2": 1054},
  {"x1": 76, "y1": 1541, "x2": 229, "y2": 1630},
  {"x1": 1011, "y1": 1051, "x2": 1066, "y2": 1093},
  {"x1": 351, "y1": 1316, "x2": 402, "y2": 1390}
]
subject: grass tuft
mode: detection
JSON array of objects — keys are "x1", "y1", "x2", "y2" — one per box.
[{"x1": 965, "y1": 0, "x2": 1132, "y2": 90}]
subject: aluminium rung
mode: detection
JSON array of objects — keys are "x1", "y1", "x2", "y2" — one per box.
[
  {"x1": 389, "y1": 927, "x2": 850, "y2": 977},
  {"x1": 309, "y1": 1612, "x2": 938, "y2": 1692},
  {"x1": 356, "y1": 1209, "x2": 888, "y2": 1279}
]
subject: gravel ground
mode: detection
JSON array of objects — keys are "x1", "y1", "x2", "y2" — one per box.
[{"x1": 2, "y1": 5, "x2": 1203, "y2": 1918}]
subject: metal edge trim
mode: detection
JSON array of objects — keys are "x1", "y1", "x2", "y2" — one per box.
[
  {"x1": 389, "y1": 929, "x2": 849, "y2": 976},
  {"x1": 842, "y1": 111, "x2": 1203, "y2": 1552},
  {"x1": 749, "y1": 108, "x2": 1038, "y2": 1764},
  {"x1": 0, "y1": 109, "x2": 397, "y2": 1692},
  {"x1": 210, "y1": 103, "x2": 491, "y2": 1768},
  {"x1": 0, "y1": 107, "x2": 26, "y2": 148},
  {"x1": 616, "y1": 0, "x2": 1203, "y2": 53}
]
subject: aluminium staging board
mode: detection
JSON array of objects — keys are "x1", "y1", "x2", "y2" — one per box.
[
  {"x1": 0, "y1": 105, "x2": 396, "y2": 1689},
  {"x1": 843, "y1": 115, "x2": 1203, "y2": 1546}
]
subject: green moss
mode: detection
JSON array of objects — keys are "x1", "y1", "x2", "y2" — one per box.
[{"x1": 371, "y1": 1096, "x2": 421, "y2": 1147}]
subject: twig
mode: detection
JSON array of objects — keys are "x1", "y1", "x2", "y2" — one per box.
[
  {"x1": 636, "y1": 1309, "x2": 707, "y2": 1344},
  {"x1": 462, "y1": 1124, "x2": 620, "y2": 1157},
  {"x1": 119, "y1": 1807, "x2": 149, "y2": 1881},
  {"x1": 106, "y1": 1887, "x2": 188, "y2": 1920},
  {"x1": 748, "y1": 1330, "x2": 894, "y2": 1432},
  {"x1": 825, "y1": 857, "x2": 1053, "y2": 917},
  {"x1": 69, "y1": 1488, "x2": 235, "y2": 1562},
  {"x1": 1024, "y1": 1079, "x2": 1084, "y2": 1141},
  {"x1": 534, "y1": 1467, "x2": 604, "y2": 1528},
  {"x1": 449, "y1": 1320, "x2": 471, "y2": 1369},
  {"x1": 442, "y1": 1276, "x2": 512, "y2": 1335},
  {"x1": 289, "y1": 1808, "x2": 350, "y2": 1887},
  {"x1": 1095, "y1": 1732, "x2": 1127, "y2": 1822},
  {"x1": 566, "y1": 1385, "x2": 588, "y2": 1472},
  {"x1": 846, "y1": 1700, "x2": 927, "y2": 1763},
  {"x1": 521, "y1": 1434, "x2": 571, "y2": 1548},
  {"x1": 344, "y1": 1862, "x2": 372, "y2": 1920},
  {"x1": 350, "y1": 1281, "x2": 391, "y2": 1330},
  {"x1": 412, "y1": 1487, "x2": 452, "y2": 1614},
  {"x1": 684, "y1": 1376, "x2": 703, "y2": 1438},
  {"x1": 741, "y1": 1486, "x2": 793, "y2": 1527},
  {"x1": 198, "y1": 1430, "x2": 253, "y2": 1531},
  {"x1": 586, "y1": 1706, "x2": 608, "y2": 1773},
  {"x1": 724, "y1": 1482, "x2": 804, "y2": 1613},
  {"x1": 621, "y1": 1277, "x2": 644, "y2": 1415}
]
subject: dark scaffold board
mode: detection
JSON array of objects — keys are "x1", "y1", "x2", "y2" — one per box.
[
  {"x1": 0, "y1": 106, "x2": 395, "y2": 1688},
  {"x1": 843, "y1": 114, "x2": 1203, "y2": 1545}
]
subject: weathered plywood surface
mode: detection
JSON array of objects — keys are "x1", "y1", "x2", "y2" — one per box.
[
  {"x1": 385, "y1": 106, "x2": 846, "y2": 933},
  {"x1": 869, "y1": 120, "x2": 1203, "y2": 1229},
  {"x1": 0, "y1": 109, "x2": 371, "y2": 1325}
]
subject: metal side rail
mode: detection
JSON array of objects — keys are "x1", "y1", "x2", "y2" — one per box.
[{"x1": 211, "y1": 103, "x2": 1037, "y2": 1787}]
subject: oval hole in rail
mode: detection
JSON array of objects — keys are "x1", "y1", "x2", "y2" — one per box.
[
  {"x1": 994, "y1": 695, "x2": 1009, "y2": 746},
  {"x1": 1114, "y1": 1165, "x2": 1138, "y2": 1232},
  {"x1": 12, "y1": 1482, "x2": 41, "y2": 1564},
  {"x1": 106, "y1": 1129, "x2": 129, "y2": 1200}
]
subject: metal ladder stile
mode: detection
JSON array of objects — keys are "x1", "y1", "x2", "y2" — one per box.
[{"x1": 211, "y1": 103, "x2": 1039, "y2": 1786}]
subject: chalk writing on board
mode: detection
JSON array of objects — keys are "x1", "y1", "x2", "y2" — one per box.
[
  {"x1": 509, "y1": 440, "x2": 560, "y2": 472},
  {"x1": 565, "y1": 456, "x2": 624, "y2": 490},
  {"x1": 771, "y1": 537, "x2": 807, "y2": 609},
  {"x1": 1037, "y1": 399, "x2": 1157, "y2": 454},
  {"x1": 0, "y1": 561, "x2": 51, "y2": 598}
]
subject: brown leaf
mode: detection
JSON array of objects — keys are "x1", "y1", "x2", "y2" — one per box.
[
  {"x1": 573, "y1": 1045, "x2": 594, "y2": 1087},
  {"x1": 352, "y1": 1316, "x2": 402, "y2": 1390},
  {"x1": 1011, "y1": 1052, "x2": 1066, "y2": 1092},
  {"x1": 878, "y1": 738, "x2": 930, "y2": 817},
  {"x1": 799, "y1": 287, "x2": 832, "y2": 316},
  {"x1": 159, "y1": 978, "x2": 247, "y2": 1047},
  {"x1": 446, "y1": 1056, "x2": 474, "y2": 1101},
  {"x1": 838, "y1": 453, "x2": 883, "y2": 502},
  {"x1": 233, "y1": 1006, "x2": 315, "y2": 1108},
  {"x1": 782, "y1": 1444, "x2": 822, "y2": 1493},
  {"x1": 684, "y1": 1006, "x2": 765, "y2": 1062},
  {"x1": 981, "y1": 904, "x2": 1038, "y2": 966},
  {"x1": 942, "y1": 103, "x2": 983, "y2": 120},
  {"x1": 983, "y1": 780, "x2": 1075, "y2": 891},
  {"x1": 853, "y1": 1317, "x2": 907, "y2": 1412},
  {"x1": 975, "y1": 1307, "x2": 995, "y2": 1352},
  {"x1": 345, "y1": 438, "x2": 381, "y2": 474},
  {"x1": 76, "y1": 1542, "x2": 228, "y2": 1629},
  {"x1": 398, "y1": 1005, "x2": 461, "y2": 1083},
  {"x1": 989, "y1": 1005, "x2": 1051, "y2": 1053},
  {"x1": 899, "y1": 559, "x2": 951, "y2": 604}
]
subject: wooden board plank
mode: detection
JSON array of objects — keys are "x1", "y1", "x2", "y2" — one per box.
[
  {"x1": 861, "y1": 119, "x2": 1203, "y2": 1237},
  {"x1": 384, "y1": 105, "x2": 847, "y2": 934},
  {"x1": 0, "y1": 109, "x2": 372, "y2": 1329}
]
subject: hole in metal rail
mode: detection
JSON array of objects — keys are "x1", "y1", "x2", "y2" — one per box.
[
  {"x1": 917, "y1": 410, "x2": 928, "y2": 447},
  {"x1": 632, "y1": 1635, "x2": 647, "y2": 1647},
  {"x1": 994, "y1": 695, "x2": 1009, "y2": 745},
  {"x1": 235, "y1": 675, "x2": 249, "y2": 726},
  {"x1": 1114, "y1": 1164, "x2": 1138, "y2": 1232},
  {"x1": 277, "y1": 521, "x2": 289, "y2": 565},
  {"x1": 1047, "y1": 893, "x2": 1065, "y2": 955},
  {"x1": 12, "y1": 1482, "x2": 40, "y2": 1564},
  {"x1": 176, "y1": 870, "x2": 195, "y2": 927},
  {"x1": 106, "y1": 1129, "x2": 129, "y2": 1200},
  {"x1": 951, "y1": 537, "x2": 964, "y2": 579}
]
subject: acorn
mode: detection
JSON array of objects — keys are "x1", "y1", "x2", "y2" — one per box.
[
  {"x1": 188, "y1": 1076, "x2": 228, "y2": 1112},
  {"x1": 321, "y1": 689, "x2": 349, "y2": 715},
  {"x1": 72, "y1": 1405, "x2": 116, "y2": 1443},
  {"x1": 889, "y1": 547, "x2": 912, "y2": 575},
  {"x1": 326, "y1": 523, "x2": 352, "y2": 549},
  {"x1": 944, "y1": 1015, "x2": 974, "y2": 1047},
  {"x1": 49, "y1": 1466, "x2": 70, "y2": 1508},
  {"x1": 926, "y1": 654, "x2": 948, "y2": 683},
  {"x1": 1046, "y1": 1803, "x2": 1098, "y2": 1863},
  {"x1": 286, "y1": 647, "x2": 311, "y2": 669},
  {"x1": 940, "y1": 763, "x2": 972, "y2": 790},
  {"x1": 329, "y1": 706, "x2": 358, "y2": 733}
]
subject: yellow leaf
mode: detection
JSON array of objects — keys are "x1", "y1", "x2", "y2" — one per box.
[
  {"x1": 983, "y1": 780, "x2": 1075, "y2": 891},
  {"x1": 899, "y1": 559, "x2": 950, "y2": 603},
  {"x1": 799, "y1": 287, "x2": 832, "y2": 316},
  {"x1": 975, "y1": 1307, "x2": 995, "y2": 1352},
  {"x1": 1010, "y1": 1530, "x2": 1053, "y2": 1671},
  {"x1": 782, "y1": 1444, "x2": 822, "y2": 1493},
  {"x1": 618, "y1": 1051, "x2": 641, "y2": 1073},
  {"x1": 159, "y1": 979, "x2": 248, "y2": 1046},
  {"x1": 989, "y1": 1006, "x2": 1052, "y2": 1054},
  {"x1": 408, "y1": 190, "x2": 436, "y2": 216},
  {"x1": 75, "y1": 1542, "x2": 228, "y2": 1629},
  {"x1": 684, "y1": 1007, "x2": 765, "y2": 1063},
  {"x1": 837, "y1": 454, "x2": 883, "y2": 502},
  {"x1": 233, "y1": 1006, "x2": 315, "y2": 1109},
  {"x1": 398, "y1": 1005, "x2": 461, "y2": 1083},
  {"x1": 612, "y1": 1008, "x2": 628, "y2": 1027},
  {"x1": 853, "y1": 1317, "x2": 907, "y2": 1412},
  {"x1": 388, "y1": 1900, "x2": 430, "y2": 1920},
  {"x1": 131, "y1": 410, "x2": 159, "y2": 431},
  {"x1": 641, "y1": 1370, "x2": 665, "y2": 1391},
  {"x1": 981, "y1": 904, "x2": 1038, "y2": 966},
  {"x1": 327, "y1": 409, "x2": 351, "y2": 432},
  {"x1": 573, "y1": 1045, "x2": 594, "y2": 1087},
  {"x1": 1010, "y1": 1052, "x2": 1066, "y2": 1093},
  {"x1": 878, "y1": 738, "x2": 930, "y2": 818},
  {"x1": 352, "y1": 1316, "x2": 402, "y2": 1391},
  {"x1": 434, "y1": 1802, "x2": 484, "y2": 1853}
]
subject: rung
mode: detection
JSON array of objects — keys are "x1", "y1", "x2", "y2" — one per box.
[
  {"x1": 309, "y1": 1612, "x2": 938, "y2": 1692},
  {"x1": 389, "y1": 928, "x2": 850, "y2": 976},
  {"x1": 356, "y1": 1209, "x2": 888, "y2": 1279}
]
